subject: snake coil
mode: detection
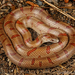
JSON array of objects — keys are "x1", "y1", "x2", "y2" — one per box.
[{"x1": 0, "y1": 3, "x2": 75, "y2": 69}]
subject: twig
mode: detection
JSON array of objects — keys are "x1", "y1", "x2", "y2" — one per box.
[
  {"x1": 41, "y1": 6, "x2": 75, "y2": 10},
  {"x1": 26, "y1": 1, "x2": 39, "y2": 7},
  {"x1": 58, "y1": 6, "x2": 75, "y2": 9},
  {"x1": 0, "y1": 9, "x2": 9, "y2": 12},
  {"x1": 40, "y1": 6, "x2": 50, "y2": 8},
  {"x1": 43, "y1": 0, "x2": 75, "y2": 20}
]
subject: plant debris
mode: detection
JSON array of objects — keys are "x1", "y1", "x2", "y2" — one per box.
[{"x1": 0, "y1": 0, "x2": 75, "y2": 75}]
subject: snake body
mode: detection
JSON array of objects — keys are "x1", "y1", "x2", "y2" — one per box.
[{"x1": 0, "y1": 4, "x2": 75, "y2": 69}]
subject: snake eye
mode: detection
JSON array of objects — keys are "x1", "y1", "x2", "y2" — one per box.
[
  {"x1": 51, "y1": 39, "x2": 54, "y2": 41},
  {"x1": 51, "y1": 39, "x2": 55, "y2": 42},
  {"x1": 51, "y1": 39, "x2": 59, "y2": 43}
]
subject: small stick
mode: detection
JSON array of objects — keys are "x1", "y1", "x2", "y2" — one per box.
[
  {"x1": 41, "y1": 6, "x2": 75, "y2": 9},
  {"x1": 59, "y1": 65, "x2": 66, "y2": 69},
  {"x1": 58, "y1": 6, "x2": 75, "y2": 9},
  {"x1": 0, "y1": 9, "x2": 9, "y2": 12},
  {"x1": 43, "y1": 0, "x2": 75, "y2": 20},
  {"x1": 26, "y1": 1, "x2": 39, "y2": 7}
]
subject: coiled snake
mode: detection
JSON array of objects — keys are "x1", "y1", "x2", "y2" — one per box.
[{"x1": 0, "y1": 3, "x2": 75, "y2": 69}]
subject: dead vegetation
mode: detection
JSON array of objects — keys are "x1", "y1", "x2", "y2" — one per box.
[{"x1": 0, "y1": 0, "x2": 75, "y2": 75}]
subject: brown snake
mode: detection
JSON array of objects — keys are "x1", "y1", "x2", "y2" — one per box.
[{"x1": 0, "y1": 2, "x2": 75, "y2": 69}]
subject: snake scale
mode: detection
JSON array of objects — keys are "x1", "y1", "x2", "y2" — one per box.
[{"x1": 0, "y1": 2, "x2": 75, "y2": 69}]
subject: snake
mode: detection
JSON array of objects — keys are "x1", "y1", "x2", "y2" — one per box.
[{"x1": 0, "y1": 2, "x2": 75, "y2": 69}]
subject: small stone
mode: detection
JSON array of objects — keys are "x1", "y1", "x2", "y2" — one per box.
[
  {"x1": 65, "y1": 2, "x2": 72, "y2": 7},
  {"x1": 49, "y1": 8, "x2": 54, "y2": 11},
  {"x1": 37, "y1": 0, "x2": 43, "y2": 6},
  {"x1": 64, "y1": 0, "x2": 69, "y2": 3}
]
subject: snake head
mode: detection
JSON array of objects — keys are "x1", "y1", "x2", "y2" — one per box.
[
  {"x1": 49, "y1": 34, "x2": 59, "y2": 43},
  {"x1": 50, "y1": 38, "x2": 59, "y2": 43},
  {"x1": 42, "y1": 33, "x2": 59, "y2": 43}
]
